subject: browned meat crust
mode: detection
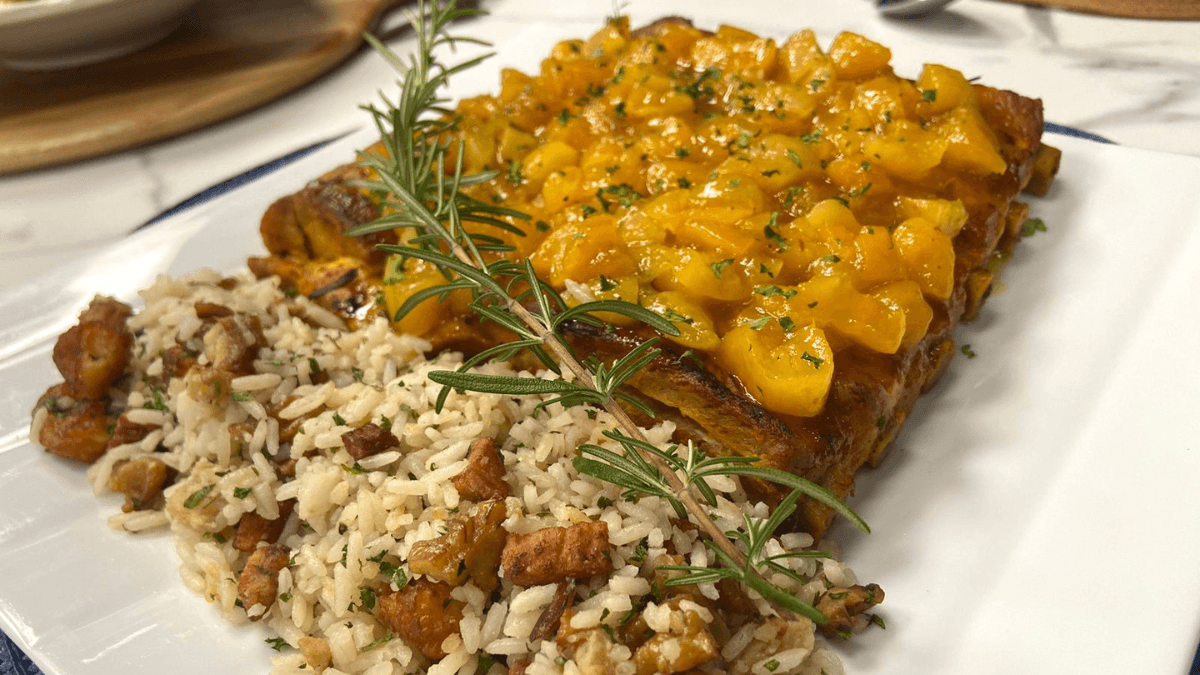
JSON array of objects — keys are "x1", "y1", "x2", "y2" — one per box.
[
  {"x1": 105, "y1": 413, "x2": 156, "y2": 449},
  {"x1": 35, "y1": 384, "x2": 116, "y2": 463},
  {"x1": 258, "y1": 161, "x2": 394, "y2": 273},
  {"x1": 341, "y1": 423, "x2": 400, "y2": 460},
  {"x1": 233, "y1": 500, "x2": 296, "y2": 552},
  {"x1": 814, "y1": 583, "x2": 884, "y2": 638},
  {"x1": 376, "y1": 578, "x2": 464, "y2": 660},
  {"x1": 52, "y1": 296, "x2": 133, "y2": 400},
  {"x1": 108, "y1": 457, "x2": 173, "y2": 512},
  {"x1": 238, "y1": 543, "x2": 291, "y2": 618},
  {"x1": 501, "y1": 521, "x2": 613, "y2": 587},
  {"x1": 451, "y1": 437, "x2": 510, "y2": 502},
  {"x1": 203, "y1": 314, "x2": 266, "y2": 375}
]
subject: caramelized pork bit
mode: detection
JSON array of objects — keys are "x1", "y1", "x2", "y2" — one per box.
[
  {"x1": 52, "y1": 296, "x2": 134, "y2": 400},
  {"x1": 529, "y1": 579, "x2": 576, "y2": 642},
  {"x1": 632, "y1": 602, "x2": 719, "y2": 675},
  {"x1": 203, "y1": 314, "x2": 266, "y2": 375},
  {"x1": 502, "y1": 520, "x2": 612, "y2": 586},
  {"x1": 451, "y1": 437, "x2": 509, "y2": 502},
  {"x1": 187, "y1": 367, "x2": 233, "y2": 405},
  {"x1": 237, "y1": 543, "x2": 290, "y2": 619},
  {"x1": 375, "y1": 578, "x2": 464, "y2": 660},
  {"x1": 108, "y1": 456, "x2": 173, "y2": 512},
  {"x1": 408, "y1": 500, "x2": 508, "y2": 593},
  {"x1": 106, "y1": 413, "x2": 157, "y2": 449},
  {"x1": 161, "y1": 345, "x2": 199, "y2": 379},
  {"x1": 297, "y1": 636, "x2": 332, "y2": 673},
  {"x1": 815, "y1": 583, "x2": 885, "y2": 639},
  {"x1": 35, "y1": 384, "x2": 115, "y2": 463},
  {"x1": 341, "y1": 423, "x2": 399, "y2": 460},
  {"x1": 233, "y1": 500, "x2": 296, "y2": 552}
]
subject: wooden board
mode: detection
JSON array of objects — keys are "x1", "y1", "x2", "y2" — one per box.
[
  {"x1": 991, "y1": 0, "x2": 1200, "y2": 20},
  {"x1": 0, "y1": 0, "x2": 406, "y2": 175}
]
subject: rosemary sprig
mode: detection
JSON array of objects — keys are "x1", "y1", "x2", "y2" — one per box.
[{"x1": 349, "y1": 0, "x2": 868, "y2": 625}]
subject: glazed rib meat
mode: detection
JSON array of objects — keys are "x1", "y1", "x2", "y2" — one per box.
[{"x1": 249, "y1": 19, "x2": 1058, "y2": 537}]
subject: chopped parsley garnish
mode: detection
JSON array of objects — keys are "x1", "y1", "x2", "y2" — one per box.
[
  {"x1": 800, "y1": 129, "x2": 823, "y2": 144},
  {"x1": 677, "y1": 177, "x2": 692, "y2": 188},
  {"x1": 676, "y1": 66, "x2": 721, "y2": 99},
  {"x1": 754, "y1": 285, "x2": 797, "y2": 299},
  {"x1": 265, "y1": 637, "x2": 289, "y2": 651},
  {"x1": 359, "y1": 586, "x2": 376, "y2": 610},
  {"x1": 332, "y1": 412, "x2": 347, "y2": 426},
  {"x1": 800, "y1": 351, "x2": 825, "y2": 368},
  {"x1": 184, "y1": 485, "x2": 213, "y2": 509},
  {"x1": 597, "y1": 496, "x2": 614, "y2": 508},
  {"x1": 307, "y1": 357, "x2": 320, "y2": 375},
  {"x1": 342, "y1": 463, "x2": 367, "y2": 475},
  {"x1": 378, "y1": 561, "x2": 407, "y2": 588},
  {"x1": 506, "y1": 160, "x2": 524, "y2": 185},
  {"x1": 360, "y1": 636, "x2": 393, "y2": 653},
  {"x1": 233, "y1": 487, "x2": 253, "y2": 499},
  {"x1": 675, "y1": 147, "x2": 690, "y2": 159},
  {"x1": 765, "y1": 659, "x2": 781, "y2": 672},
  {"x1": 145, "y1": 388, "x2": 169, "y2": 412},
  {"x1": 598, "y1": 275, "x2": 620, "y2": 292},
  {"x1": 231, "y1": 391, "x2": 251, "y2": 402},
  {"x1": 747, "y1": 317, "x2": 771, "y2": 330},
  {"x1": 535, "y1": 219, "x2": 551, "y2": 232},
  {"x1": 709, "y1": 258, "x2": 735, "y2": 279},
  {"x1": 961, "y1": 344, "x2": 977, "y2": 358},
  {"x1": 922, "y1": 89, "x2": 938, "y2": 102},
  {"x1": 661, "y1": 308, "x2": 694, "y2": 325},
  {"x1": 820, "y1": 254, "x2": 841, "y2": 263},
  {"x1": 1021, "y1": 217, "x2": 1047, "y2": 237},
  {"x1": 809, "y1": 78, "x2": 825, "y2": 91},
  {"x1": 847, "y1": 183, "x2": 873, "y2": 198},
  {"x1": 778, "y1": 316, "x2": 796, "y2": 332}
]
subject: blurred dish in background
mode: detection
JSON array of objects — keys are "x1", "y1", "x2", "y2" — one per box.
[{"x1": 0, "y1": 0, "x2": 201, "y2": 70}]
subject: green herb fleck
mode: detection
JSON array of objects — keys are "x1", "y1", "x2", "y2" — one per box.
[
  {"x1": 184, "y1": 486, "x2": 213, "y2": 509},
  {"x1": 265, "y1": 637, "x2": 288, "y2": 651},
  {"x1": 1021, "y1": 218, "x2": 1047, "y2": 237},
  {"x1": 710, "y1": 258, "x2": 735, "y2": 279},
  {"x1": 506, "y1": 160, "x2": 524, "y2": 186},
  {"x1": 962, "y1": 344, "x2": 977, "y2": 359},
  {"x1": 233, "y1": 487, "x2": 253, "y2": 499},
  {"x1": 661, "y1": 308, "x2": 694, "y2": 325},
  {"x1": 778, "y1": 317, "x2": 796, "y2": 332},
  {"x1": 359, "y1": 586, "x2": 376, "y2": 610},
  {"x1": 360, "y1": 636, "x2": 393, "y2": 653},
  {"x1": 754, "y1": 285, "x2": 797, "y2": 299},
  {"x1": 922, "y1": 89, "x2": 937, "y2": 102},
  {"x1": 800, "y1": 352, "x2": 824, "y2": 368}
]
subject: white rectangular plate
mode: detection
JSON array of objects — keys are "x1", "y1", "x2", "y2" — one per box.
[{"x1": 2, "y1": 22, "x2": 1199, "y2": 675}]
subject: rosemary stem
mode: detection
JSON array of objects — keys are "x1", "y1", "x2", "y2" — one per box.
[{"x1": 437, "y1": 238, "x2": 798, "y2": 621}]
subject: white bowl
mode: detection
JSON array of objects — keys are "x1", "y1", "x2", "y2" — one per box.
[{"x1": 0, "y1": 0, "x2": 199, "y2": 71}]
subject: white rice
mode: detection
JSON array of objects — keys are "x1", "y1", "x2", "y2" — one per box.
[{"x1": 61, "y1": 269, "x2": 867, "y2": 675}]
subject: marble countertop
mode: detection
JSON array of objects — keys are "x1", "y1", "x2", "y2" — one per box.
[{"x1": 1, "y1": 0, "x2": 1198, "y2": 293}]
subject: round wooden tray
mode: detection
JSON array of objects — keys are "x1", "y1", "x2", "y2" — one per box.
[{"x1": 0, "y1": 0, "x2": 404, "y2": 175}]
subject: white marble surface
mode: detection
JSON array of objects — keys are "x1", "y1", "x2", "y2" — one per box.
[{"x1": 1, "y1": 0, "x2": 1198, "y2": 292}]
